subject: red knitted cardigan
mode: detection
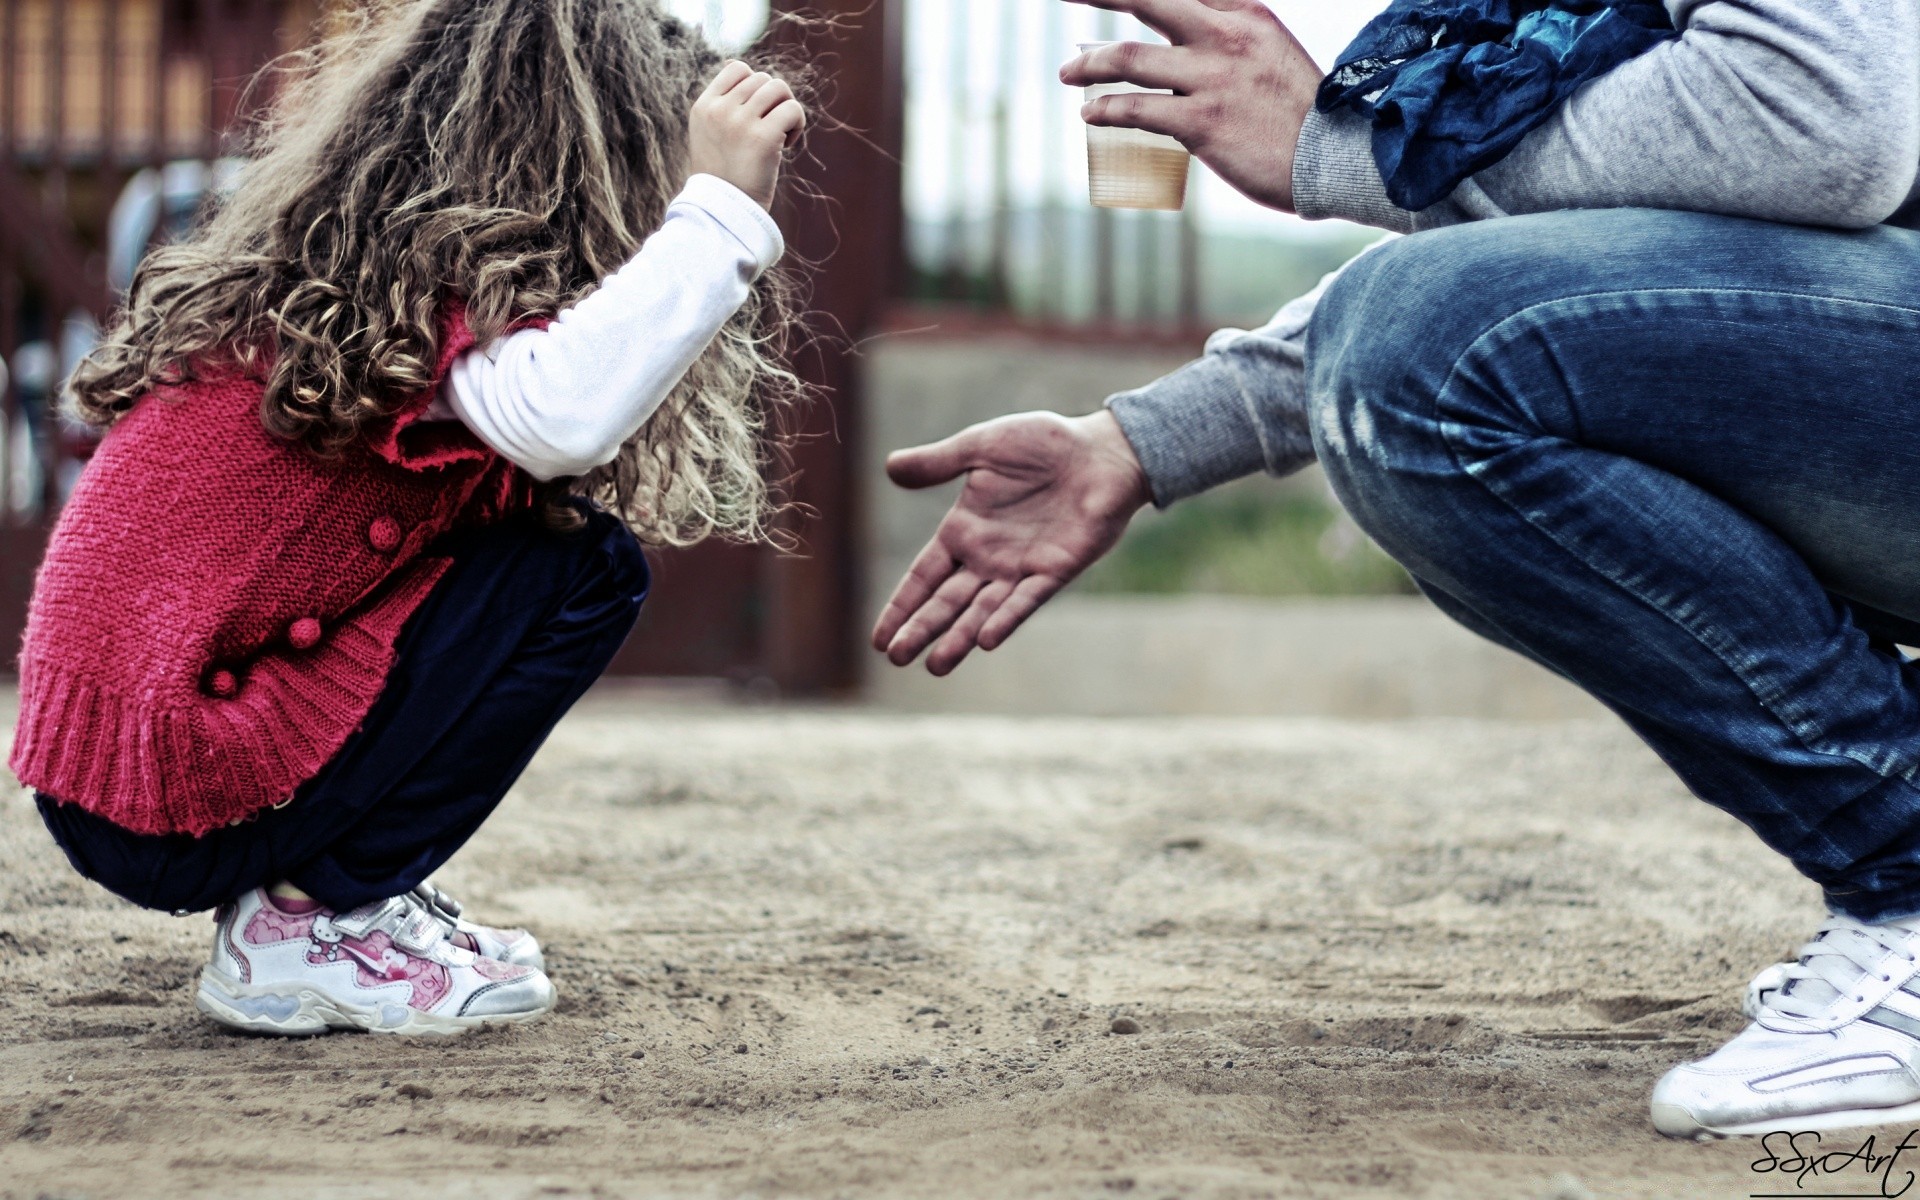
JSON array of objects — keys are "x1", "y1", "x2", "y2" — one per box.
[{"x1": 10, "y1": 309, "x2": 531, "y2": 836}]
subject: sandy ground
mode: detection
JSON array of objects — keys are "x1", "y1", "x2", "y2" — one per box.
[{"x1": 0, "y1": 690, "x2": 1866, "y2": 1198}]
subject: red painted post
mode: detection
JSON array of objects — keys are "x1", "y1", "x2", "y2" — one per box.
[
  {"x1": 762, "y1": 0, "x2": 905, "y2": 694},
  {"x1": 1, "y1": 0, "x2": 18, "y2": 157}
]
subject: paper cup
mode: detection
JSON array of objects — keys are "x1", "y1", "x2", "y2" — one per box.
[{"x1": 1078, "y1": 41, "x2": 1191, "y2": 211}]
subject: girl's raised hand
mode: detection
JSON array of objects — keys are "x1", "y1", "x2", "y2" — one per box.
[{"x1": 689, "y1": 61, "x2": 806, "y2": 212}]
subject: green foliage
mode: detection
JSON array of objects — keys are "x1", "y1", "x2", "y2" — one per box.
[{"x1": 1080, "y1": 477, "x2": 1417, "y2": 597}]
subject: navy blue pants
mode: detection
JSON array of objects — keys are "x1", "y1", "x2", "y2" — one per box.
[
  {"x1": 38, "y1": 503, "x2": 647, "y2": 914},
  {"x1": 1309, "y1": 209, "x2": 1920, "y2": 922}
]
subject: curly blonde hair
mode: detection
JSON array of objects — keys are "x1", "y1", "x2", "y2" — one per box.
[{"x1": 68, "y1": 0, "x2": 803, "y2": 545}]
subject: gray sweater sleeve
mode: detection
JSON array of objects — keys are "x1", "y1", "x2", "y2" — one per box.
[
  {"x1": 1107, "y1": 272, "x2": 1335, "y2": 506},
  {"x1": 1300, "y1": 0, "x2": 1920, "y2": 233},
  {"x1": 1112, "y1": 0, "x2": 1920, "y2": 506}
]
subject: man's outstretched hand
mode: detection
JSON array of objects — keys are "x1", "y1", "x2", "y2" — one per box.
[
  {"x1": 1060, "y1": 0, "x2": 1322, "y2": 212},
  {"x1": 872, "y1": 411, "x2": 1153, "y2": 676}
]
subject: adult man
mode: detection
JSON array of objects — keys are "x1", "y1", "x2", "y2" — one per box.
[{"x1": 873, "y1": 0, "x2": 1920, "y2": 1138}]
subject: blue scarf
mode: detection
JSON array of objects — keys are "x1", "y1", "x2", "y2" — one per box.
[{"x1": 1318, "y1": 0, "x2": 1677, "y2": 211}]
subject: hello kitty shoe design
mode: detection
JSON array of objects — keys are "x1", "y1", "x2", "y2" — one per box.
[
  {"x1": 196, "y1": 888, "x2": 555, "y2": 1036},
  {"x1": 410, "y1": 881, "x2": 544, "y2": 971}
]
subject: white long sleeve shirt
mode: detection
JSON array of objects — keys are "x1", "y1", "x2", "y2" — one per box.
[{"x1": 425, "y1": 174, "x2": 784, "y2": 481}]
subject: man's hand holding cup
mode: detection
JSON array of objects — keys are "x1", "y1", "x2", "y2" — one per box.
[{"x1": 1061, "y1": 0, "x2": 1323, "y2": 213}]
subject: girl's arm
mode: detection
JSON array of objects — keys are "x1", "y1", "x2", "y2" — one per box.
[{"x1": 430, "y1": 173, "x2": 783, "y2": 482}]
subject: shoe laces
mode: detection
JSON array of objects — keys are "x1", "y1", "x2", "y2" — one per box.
[{"x1": 1748, "y1": 915, "x2": 1920, "y2": 1022}]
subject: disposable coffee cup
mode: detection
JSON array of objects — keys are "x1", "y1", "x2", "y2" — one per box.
[{"x1": 1077, "y1": 41, "x2": 1191, "y2": 211}]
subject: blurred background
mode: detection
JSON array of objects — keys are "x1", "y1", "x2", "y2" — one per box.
[{"x1": 0, "y1": 0, "x2": 1594, "y2": 718}]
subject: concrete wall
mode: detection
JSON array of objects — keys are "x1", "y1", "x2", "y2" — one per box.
[
  {"x1": 857, "y1": 332, "x2": 1605, "y2": 720},
  {"x1": 863, "y1": 593, "x2": 1604, "y2": 719}
]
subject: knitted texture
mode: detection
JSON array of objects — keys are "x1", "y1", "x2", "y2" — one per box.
[{"x1": 10, "y1": 309, "x2": 528, "y2": 836}]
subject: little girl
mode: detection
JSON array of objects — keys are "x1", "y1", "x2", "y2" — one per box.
[{"x1": 9, "y1": 0, "x2": 806, "y2": 1036}]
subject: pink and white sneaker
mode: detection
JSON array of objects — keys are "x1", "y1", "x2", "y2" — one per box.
[
  {"x1": 196, "y1": 888, "x2": 555, "y2": 1036},
  {"x1": 410, "y1": 881, "x2": 544, "y2": 971}
]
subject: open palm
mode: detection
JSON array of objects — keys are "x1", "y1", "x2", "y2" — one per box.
[{"x1": 872, "y1": 411, "x2": 1152, "y2": 676}]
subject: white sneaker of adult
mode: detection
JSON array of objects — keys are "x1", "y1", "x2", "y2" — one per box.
[
  {"x1": 1653, "y1": 914, "x2": 1920, "y2": 1137},
  {"x1": 409, "y1": 880, "x2": 544, "y2": 971},
  {"x1": 196, "y1": 888, "x2": 555, "y2": 1037}
]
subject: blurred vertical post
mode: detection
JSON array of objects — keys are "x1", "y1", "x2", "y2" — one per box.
[
  {"x1": 1091, "y1": 8, "x2": 1116, "y2": 321},
  {"x1": 1040, "y1": 0, "x2": 1066, "y2": 320},
  {"x1": 765, "y1": 0, "x2": 905, "y2": 693},
  {"x1": 1, "y1": 0, "x2": 18, "y2": 519},
  {"x1": 44, "y1": 0, "x2": 63, "y2": 210},
  {"x1": 102, "y1": 0, "x2": 119, "y2": 170},
  {"x1": 38, "y1": 0, "x2": 64, "y2": 514},
  {"x1": 987, "y1": 0, "x2": 1013, "y2": 308},
  {"x1": 940, "y1": 0, "x2": 968, "y2": 299},
  {"x1": 149, "y1": 0, "x2": 167, "y2": 164},
  {"x1": 1178, "y1": 190, "x2": 1200, "y2": 323}
]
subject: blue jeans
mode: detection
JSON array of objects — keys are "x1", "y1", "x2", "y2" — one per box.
[
  {"x1": 38, "y1": 503, "x2": 648, "y2": 914},
  {"x1": 1310, "y1": 208, "x2": 1920, "y2": 922}
]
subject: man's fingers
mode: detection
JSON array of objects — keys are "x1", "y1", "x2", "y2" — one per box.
[
  {"x1": 885, "y1": 570, "x2": 987, "y2": 666},
  {"x1": 702, "y1": 60, "x2": 754, "y2": 99},
  {"x1": 1060, "y1": 41, "x2": 1188, "y2": 92},
  {"x1": 1081, "y1": 92, "x2": 1193, "y2": 143},
  {"x1": 1058, "y1": 0, "x2": 1217, "y2": 44},
  {"x1": 976, "y1": 576, "x2": 1064, "y2": 652},
  {"x1": 885, "y1": 431, "x2": 977, "y2": 490},
  {"x1": 871, "y1": 543, "x2": 959, "y2": 651},
  {"x1": 925, "y1": 580, "x2": 1014, "y2": 677}
]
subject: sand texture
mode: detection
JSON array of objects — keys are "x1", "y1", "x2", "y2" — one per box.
[{"x1": 0, "y1": 695, "x2": 1855, "y2": 1198}]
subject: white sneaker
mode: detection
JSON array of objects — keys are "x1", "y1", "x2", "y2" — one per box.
[
  {"x1": 1653, "y1": 914, "x2": 1920, "y2": 1137},
  {"x1": 196, "y1": 888, "x2": 555, "y2": 1037},
  {"x1": 410, "y1": 881, "x2": 544, "y2": 971}
]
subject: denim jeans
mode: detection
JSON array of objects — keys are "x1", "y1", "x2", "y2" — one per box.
[
  {"x1": 1309, "y1": 208, "x2": 1920, "y2": 921},
  {"x1": 38, "y1": 503, "x2": 648, "y2": 914}
]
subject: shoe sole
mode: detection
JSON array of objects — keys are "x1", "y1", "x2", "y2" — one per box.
[
  {"x1": 1654, "y1": 1098, "x2": 1920, "y2": 1140},
  {"x1": 195, "y1": 967, "x2": 553, "y2": 1038}
]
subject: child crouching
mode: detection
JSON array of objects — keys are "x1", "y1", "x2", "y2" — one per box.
[{"x1": 11, "y1": 0, "x2": 806, "y2": 1035}]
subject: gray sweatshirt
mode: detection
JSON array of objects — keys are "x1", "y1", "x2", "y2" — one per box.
[{"x1": 1108, "y1": 0, "x2": 1920, "y2": 506}]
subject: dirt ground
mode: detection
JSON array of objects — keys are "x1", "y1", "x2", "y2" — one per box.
[{"x1": 0, "y1": 688, "x2": 1870, "y2": 1198}]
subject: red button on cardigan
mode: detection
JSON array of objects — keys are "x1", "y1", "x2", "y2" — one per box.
[
  {"x1": 9, "y1": 305, "x2": 538, "y2": 837},
  {"x1": 369, "y1": 516, "x2": 403, "y2": 553}
]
